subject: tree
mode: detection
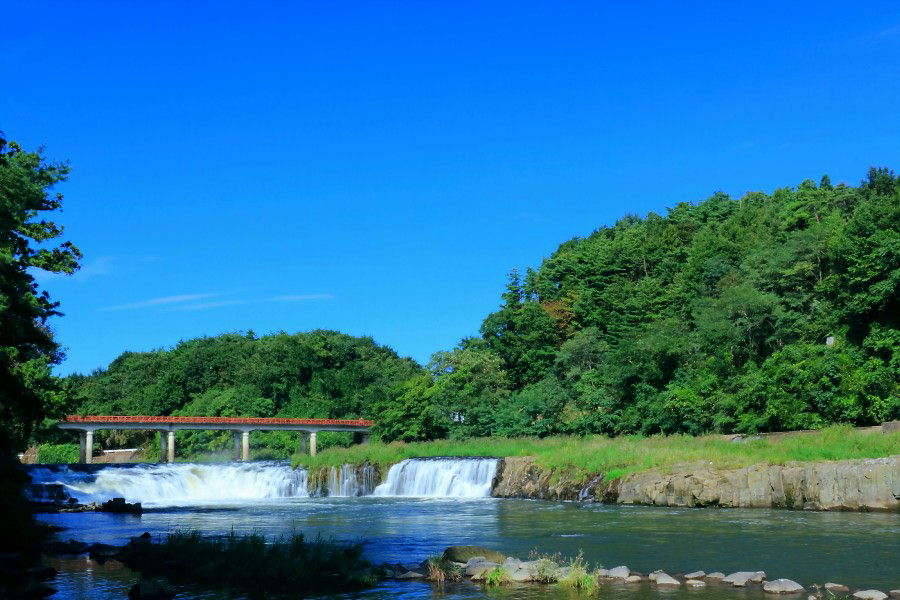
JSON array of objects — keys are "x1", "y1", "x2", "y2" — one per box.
[{"x1": 0, "y1": 133, "x2": 81, "y2": 595}]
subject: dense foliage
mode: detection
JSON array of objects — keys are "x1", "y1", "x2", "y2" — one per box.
[
  {"x1": 383, "y1": 169, "x2": 899, "y2": 440},
  {"x1": 0, "y1": 133, "x2": 81, "y2": 596},
  {"x1": 52, "y1": 168, "x2": 900, "y2": 453},
  {"x1": 65, "y1": 331, "x2": 421, "y2": 454}
]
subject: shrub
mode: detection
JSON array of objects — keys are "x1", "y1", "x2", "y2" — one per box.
[
  {"x1": 36, "y1": 444, "x2": 79, "y2": 464},
  {"x1": 426, "y1": 556, "x2": 462, "y2": 583}
]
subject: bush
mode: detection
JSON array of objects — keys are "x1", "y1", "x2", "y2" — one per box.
[{"x1": 37, "y1": 444, "x2": 79, "y2": 464}]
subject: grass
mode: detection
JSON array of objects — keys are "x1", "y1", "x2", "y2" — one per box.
[
  {"x1": 558, "y1": 552, "x2": 598, "y2": 593},
  {"x1": 292, "y1": 425, "x2": 900, "y2": 481},
  {"x1": 483, "y1": 566, "x2": 511, "y2": 587},
  {"x1": 426, "y1": 556, "x2": 463, "y2": 583},
  {"x1": 120, "y1": 530, "x2": 376, "y2": 597}
]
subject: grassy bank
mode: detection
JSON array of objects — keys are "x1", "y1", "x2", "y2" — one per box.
[{"x1": 293, "y1": 425, "x2": 900, "y2": 480}]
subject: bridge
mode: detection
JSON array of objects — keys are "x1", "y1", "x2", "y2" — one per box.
[{"x1": 57, "y1": 415, "x2": 373, "y2": 463}]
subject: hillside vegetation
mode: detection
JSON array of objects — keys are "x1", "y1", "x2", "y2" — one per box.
[{"x1": 55, "y1": 169, "x2": 899, "y2": 455}]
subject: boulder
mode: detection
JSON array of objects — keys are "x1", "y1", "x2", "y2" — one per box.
[
  {"x1": 656, "y1": 573, "x2": 681, "y2": 586},
  {"x1": 723, "y1": 571, "x2": 766, "y2": 587},
  {"x1": 502, "y1": 557, "x2": 532, "y2": 582},
  {"x1": 648, "y1": 570, "x2": 662, "y2": 581},
  {"x1": 826, "y1": 583, "x2": 850, "y2": 593},
  {"x1": 686, "y1": 579, "x2": 707, "y2": 588},
  {"x1": 465, "y1": 558, "x2": 498, "y2": 578},
  {"x1": 99, "y1": 497, "x2": 142, "y2": 515},
  {"x1": 763, "y1": 579, "x2": 805, "y2": 594},
  {"x1": 707, "y1": 572, "x2": 725, "y2": 580},
  {"x1": 624, "y1": 575, "x2": 643, "y2": 583},
  {"x1": 888, "y1": 591, "x2": 900, "y2": 599},
  {"x1": 853, "y1": 592, "x2": 888, "y2": 600},
  {"x1": 443, "y1": 546, "x2": 506, "y2": 564},
  {"x1": 685, "y1": 571, "x2": 706, "y2": 579},
  {"x1": 526, "y1": 559, "x2": 560, "y2": 583},
  {"x1": 398, "y1": 571, "x2": 424, "y2": 579},
  {"x1": 606, "y1": 566, "x2": 630, "y2": 579}
]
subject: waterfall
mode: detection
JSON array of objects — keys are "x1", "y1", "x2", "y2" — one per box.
[
  {"x1": 325, "y1": 464, "x2": 376, "y2": 497},
  {"x1": 29, "y1": 462, "x2": 308, "y2": 506},
  {"x1": 373, "y1": 458, "x2": 498, "y2": 498}
]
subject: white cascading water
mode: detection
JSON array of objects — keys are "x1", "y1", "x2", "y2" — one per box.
[
  {"x1": 31, "y1": 462, "x2": 308, "y2": 506},
  {"x1": 373, "y1": 458, "x2": 498, "y2": 497},
  {"x1": 325, "y1": 464, "x2": 376, "y2": 497}
]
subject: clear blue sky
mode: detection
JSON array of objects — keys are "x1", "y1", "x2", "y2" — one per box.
[{"x1": 2, "y1": 1, "x2": 899, "y2": 375}]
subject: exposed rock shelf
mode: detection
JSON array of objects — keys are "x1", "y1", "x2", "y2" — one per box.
[{"x1": 493, "y1": 455, "x2": 900, "y2": 511}]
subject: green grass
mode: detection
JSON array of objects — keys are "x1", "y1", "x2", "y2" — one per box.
[
  {"x1": 120, "y1": 530, "x2": 376, "y2": 597},
  {"x1": 292, "y1": 425, "x2": 900, "y2": 480},
  {"x1": 483, "y1": 566, "x2": 511, "y2": 587},
  {"x1": 36, "y1": 443, "x2": 80, "y2": 464}
]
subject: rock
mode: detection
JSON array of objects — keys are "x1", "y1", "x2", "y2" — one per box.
[
  {"x1": 502, "y1": 557, "x2": 532, "y2": 582},
  {"x1": 526, "y1": 559, "x2": 560, "y2": 583},
  {"x1": 87, "y1": 542, "x2": 120, "y2": 564},
  {"x1": 27, "y1": 566, "x2": 57, "y2": 581},
  {"x1": 685, "y1": 571, "x2": 706, "y2": 579},
  {"x1": 443, "y1": 546, "x2": 506, "y2": 564},
  {"x1": 656, "y1": 573, "x2": 681, "y2": 586},
  {"x1": 128, "y1": 581, "x2": 175, "y2": 600},
  {"x1": 853, "y1": 591, "x2": 888, "y2": 600},
  {"x1": 763, "y1": 579, "x2": 805, "y2": 594},
  {"x1": 398, "y1": 571, "x2": 424, "y2": 579},
  {"x1": 686, "y1": 579, "x2": 706, "y2": 588},
  {"x1": 826, "y1": 583, "x2": 850, "y2": 593},
  {"x1": 99, "y1": 497, "x2": 142, "y2": 515},
  {"x1": 707, "y1": 572, "x2": 726, "y2": 580},
  {"x1": 606, "y1": 565, "x2": 630, "y2": 579},
  {"x1": 616, "y1": 457, "x2": 900, "y2": 512},
  {"x1": 723, "y1": 571, "x2": 766, "y2": 587},
  {"x1": 889, "y1": 591, "x2": 900, "y2": 599},
  {"x1": 649, "y1": 570, "x2": 662, "y2": 581},
  {"x1": 45, "y1": 539, "x2": 88, "y2": 555},
  {"x1": 465, "y1": 557, "x2": 498, "y2": 578},
  {"x1": 624, "y1": 575, "x2": 643, "y2": 583}
]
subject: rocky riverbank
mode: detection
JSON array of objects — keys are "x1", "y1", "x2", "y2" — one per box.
[
  {"x1": 380, "y1": 544, "x2": 900, "y2": 599},
  {"x1": 492, "y1": 455, "x2": 900, "y2": 511}
]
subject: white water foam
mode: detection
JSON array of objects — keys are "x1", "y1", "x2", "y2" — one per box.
[
  {"x1": 372, "y1": 458, "x2": 498, "y2": 498},
  {"x1": 326, "y1": 464, "x2": 376, "y2": 497},
  {"x1": 32, "y1": 462, "x2": 308, "y2": 506}
]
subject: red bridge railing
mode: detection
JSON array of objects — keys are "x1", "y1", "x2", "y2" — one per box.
[{"x1": 62, "y1": 415, "x2": 373, "y2": 427}]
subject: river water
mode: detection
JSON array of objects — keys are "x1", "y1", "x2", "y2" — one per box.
[{"x1": 29, "y1": 460, "x2": 900, "y2": 599}]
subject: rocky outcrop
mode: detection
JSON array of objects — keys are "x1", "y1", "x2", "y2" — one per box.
[
  {"x1": 492, "y1": 456, "x2": 900, "y2": 511},
  {"x1": 491, "y1": 456, "x2": 616, "y2": 501},
  {"x1": 617, "y1": 457, "x2": 899, "y2": 511}
]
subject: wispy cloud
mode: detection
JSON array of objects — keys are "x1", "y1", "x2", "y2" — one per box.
[
  {"x1": 103, "y1": 291, "x2": 334, "y2": 312},
  {"x1": 104, "y1": 292, "x2": 222, "y2": 311},
  {"x1": 165, "y1": 299, "x2": 250, "y2": 312},
  {"x1": 32, "y1": 256, "x2": 116, "y2": 283},
  {"x1": 269, "y1": 294, "x2": 334, "y2": 302}
]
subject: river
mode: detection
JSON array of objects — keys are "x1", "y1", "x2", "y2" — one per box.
[{"x1": 29, "y1": 459, "x2": 900, "y2": 598}]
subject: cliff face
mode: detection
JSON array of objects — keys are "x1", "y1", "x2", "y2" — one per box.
[{"x1": 492, "y1": 456, "x2": 900, "y2": 512}]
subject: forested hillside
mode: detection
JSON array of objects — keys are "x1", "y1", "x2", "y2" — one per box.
[
  {"x1": 62, "y1": 331, "x2": 421, "y2": 454},
  {"x1": 56, "y1": 169, "x2": 899, "y2": 452},
  {"x1": 380, "y1": 169, "x2": 899, "y2": 441}
]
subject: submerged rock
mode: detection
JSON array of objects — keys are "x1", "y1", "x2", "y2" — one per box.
[
  {"x1": 707, "y1": 572, "x2": 726, "y2": 580},
  {"x1": 624, "y1": 575, "x2": 643, "y2": 583},
  {"x1": 763, "y1": 579, "x2": 805, "y2": 594},
  {"x1": 825, "y1": 583, "x2": 850, "y2": 593},
  {"x1": 853, "y1": 591, "x2": 888, "y2": 600},
  {"x1": 398, "y1": 571, "x2": 424, "y2": 579},
  {"x1": 686, "y1": 579, "x2": 706, "y2": 588}
]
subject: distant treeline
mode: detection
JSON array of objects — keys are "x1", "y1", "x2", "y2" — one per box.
[{"x1": 56, "y1": 169, "x2": 899, "y2": 452}]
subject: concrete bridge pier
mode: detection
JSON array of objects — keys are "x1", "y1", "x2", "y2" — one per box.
[
  {"x1": 79, "y1": 430, "x2": 94, "y2": 464},
  {"x1": 233, "y1": 433, "x2": 241, "y2": 461},
  {"x1": 241, "y1": 431, "x2": 250, "y2": 462},
  {"x1": 158, "y1": 431, "x2": 168, "y2": 463},
  {"x1": 309, "y1": 431, "x2": 317, "y2": 457},
  {"x1": 167, "y1": 430, "x2": 175, "y2": 463}
]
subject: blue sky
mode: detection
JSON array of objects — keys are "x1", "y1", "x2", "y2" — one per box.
[{"x1": 2, "y1": 1, "x2": 899, "y2": 375}]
